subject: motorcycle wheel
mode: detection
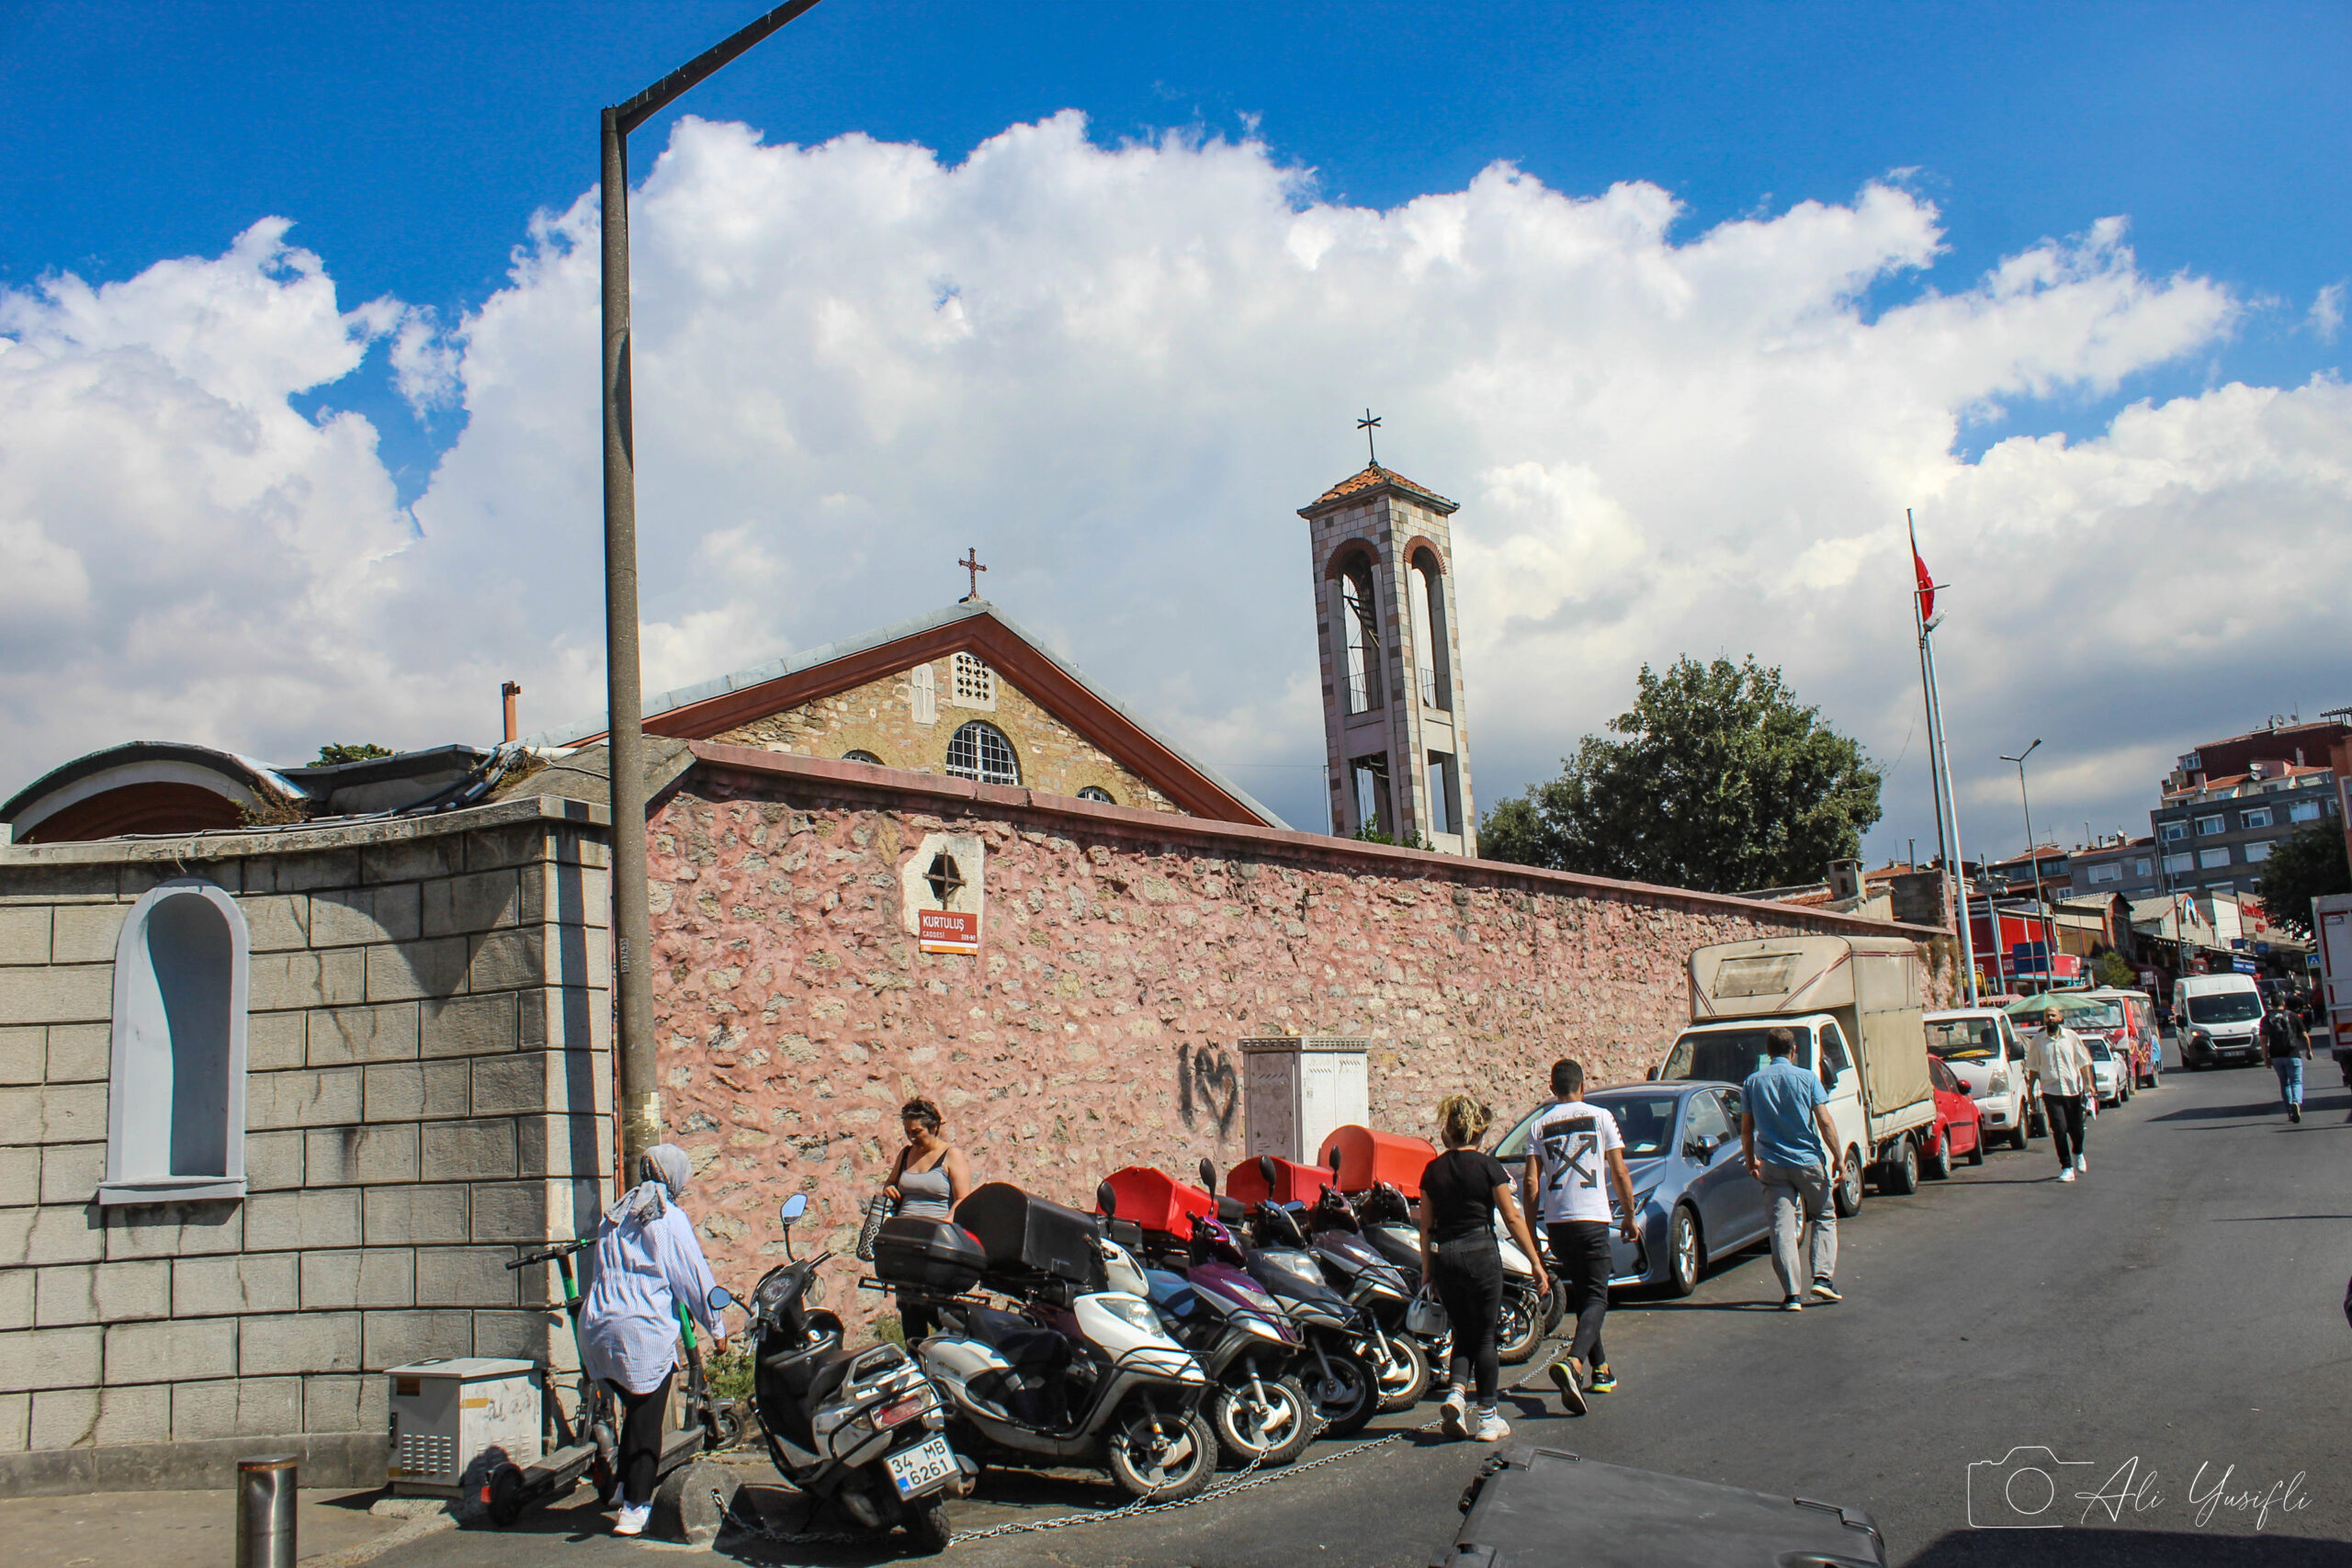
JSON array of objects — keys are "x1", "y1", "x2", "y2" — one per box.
[
  {"x1": 1305, "y1": 1347, "x2": 1379, "y2": 1438},
  {"x1": 1373, "y1": 1332, "x2": 1430, "y2": 1412},
  {"x1": 904, "y1": 1497, "x2": 955, "y2": 1555},
  {"x1": 1497, "y1": 1284, "x2": 1544, "y2": 1364},
  {"x1": 706, "y1": 1402, "x2": 746, "y2": 1452},
  {"x1": 1104, "y1": 1403, "x2": 1216, "y2": 1501},
  {"x1": 1210, "y1": 1372, "x2": 1313, "y2": 1468}
]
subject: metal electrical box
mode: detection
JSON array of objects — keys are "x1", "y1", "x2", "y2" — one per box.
[
  {"x1": 1240, "y1": 1036, "x2": 1369, "y2": 1164},
  {"x1": 386, "y1": 1357, "x2": 542, "y2": 1495}
]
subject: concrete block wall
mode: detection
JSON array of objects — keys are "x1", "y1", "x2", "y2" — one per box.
[{"x1": 0, "y1": 796, "x2": 615, "y2": 1494}]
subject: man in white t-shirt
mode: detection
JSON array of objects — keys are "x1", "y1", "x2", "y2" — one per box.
[{"x1": 1521, "y1": 1058, "x2": 1638, "y2": 1416}]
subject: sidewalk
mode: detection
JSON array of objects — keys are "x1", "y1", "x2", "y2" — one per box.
[{"x1": 2, "y1": 1485, "x2": 431, "y2": 1568}]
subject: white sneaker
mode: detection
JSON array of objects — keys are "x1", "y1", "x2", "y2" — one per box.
[
  {"x1": 1471, "y1": 1407, "x2": 1510, "y2": 1442},
  {"x1": 612, "y1": 1502, "x2": 651, "y2": 1537},
  {"x1": 1438, "y1": 1387, "x2": 1468, "y2": 1438},
  {"x1": 2058, "y1": 1168, "x2": 2077, "y2": 1183},
  {"x1": 2075, "y1": 1156, "x2": 2087, "y2": 1174}
]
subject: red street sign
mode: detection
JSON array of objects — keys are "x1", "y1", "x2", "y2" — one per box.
[{"x1": 919, "y1": 908, "x2": 979, "y2": 954}]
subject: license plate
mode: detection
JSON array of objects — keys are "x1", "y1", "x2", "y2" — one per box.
[{"x1": 884, "y1": 1434, "x2": 956, "y2": 1498}]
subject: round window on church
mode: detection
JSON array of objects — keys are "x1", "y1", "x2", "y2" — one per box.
[
  {"x1": 945, "y1": 721, "x2": 1020, "y2": 786},
  {"x1": 1077, "y1": 785, "x2": 1114, "y2": 804}
]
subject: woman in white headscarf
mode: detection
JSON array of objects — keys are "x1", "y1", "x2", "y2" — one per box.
[{"x1": 579, "y1": 1144, "x2": 724, "y2": 1536}]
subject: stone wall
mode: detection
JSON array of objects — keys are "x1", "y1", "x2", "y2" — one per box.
[
  {"x1": 713, "y1": 657, "x2": 1181, "y2": 814},
  {"x1": 648, "y1": 743, "x2": 1952, "y2": 1327},
  {"x1": 0, "y1": 796, "x2": 612, "y2": 1494}
]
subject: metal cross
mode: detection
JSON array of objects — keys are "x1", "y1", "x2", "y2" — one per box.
[
  {"x1": 925, "y1": 852, "x2": 966, "y2": 904},
  {"x1": 958, "y1": 547, "x2": 988, "y2": 601},
  {"x1": 1356, "y1": 409, "x2": 1382, "y2": 468}
]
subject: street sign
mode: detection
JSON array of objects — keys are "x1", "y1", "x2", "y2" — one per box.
[
  {"x1": 2232, "y1": 957, "x2": 2258, "y2": 975},
  {"x1": 917, "y1": 909, "x2": 980, "y2": 954}
]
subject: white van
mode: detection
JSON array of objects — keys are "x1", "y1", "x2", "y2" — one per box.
[{"x1": 2174, "y1": 974, "x2": 2265, "y2": 1069}]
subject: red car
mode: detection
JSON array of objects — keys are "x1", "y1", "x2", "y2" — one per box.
[{"x1": 1922, "y1": 1055, "x2": 1984, "y2": 1178}]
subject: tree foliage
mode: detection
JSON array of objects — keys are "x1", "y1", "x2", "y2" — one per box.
[
  {"x1": 313, "y1": 742, "x2": 392, "y2": 766},
  {"x1": 2255, "y1": 819, "x2": 2352, "y2": 941},
  {"x1": 1478, "y1": 655, "x2": 1883, "y2": 894}
]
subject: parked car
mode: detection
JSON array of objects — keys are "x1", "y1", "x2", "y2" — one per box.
[
  {"x1": 2083, "y1": 1039, "x2": 2130, "y2": 1106},
  {"x1": 2175, "y1": 974, "x2": 2266, "y2": 1069},
  {"x1": 1922, "y1": 1008, "x2": 2036, "y2": 1150},
  {"x1": 1921, "y1": 1056, "x2": 1985, "y2": 1178},
  {"x1": 1494, "y1": 1081, "x2": 1768, "y2": 1300}
]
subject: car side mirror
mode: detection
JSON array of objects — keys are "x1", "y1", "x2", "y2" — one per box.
[
  {"x1": 707, "y1": 1285, "x2": 736, "y2": 1314},
  {"x1": 777, "y1": 1193, "x2": 808, "y2": 1226}
]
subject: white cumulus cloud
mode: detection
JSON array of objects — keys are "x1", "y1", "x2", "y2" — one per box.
[{"x1": 3, "y1": 114, "x2": 2345, "y2": 862}]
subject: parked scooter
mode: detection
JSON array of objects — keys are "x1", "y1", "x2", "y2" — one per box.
[
  {"x1": 1136, "y1": 1225, "x2": 1316, "y2": 1466},
  {"x1": 1351, "y1": 1179, "x2": 1557, "y2": 1368},
  {"x1": 1301, "y1": 1176, "x2": 1429, "y2": 1410},
  {"x1": 888, "y1": 1182, "x2": 1219, "y2": 1501},
  {"x1": 738, "y1": 1193, "x2": 967, "y2": 1553},
  {"x1": 1236, "y1": 1179, "x2": 1382, "y2": 1438}
]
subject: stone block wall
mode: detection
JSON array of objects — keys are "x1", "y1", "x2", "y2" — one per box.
[
  {"x1": 0, "y1": 796, "x2": 613, "y2": 1494},
  {"x1": 713, "y1": 658, "x2": 1181, "y2": 814},
  {"x1": 647, "y1": 743, "x2": 1953, "y2": 1329}
]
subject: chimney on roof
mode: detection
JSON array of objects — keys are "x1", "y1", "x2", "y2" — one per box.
[{"x1": 502, "y1": 682, "x2": 522, "y2": 744}]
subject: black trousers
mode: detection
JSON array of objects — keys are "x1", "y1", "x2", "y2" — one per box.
[
  {"x1": 2043, "y1": 1092, "x2": 2088, "y2": 1168},
  {"x1": 899, "y1": 1292, "x2": 936, "y2": 1344},
  {"x1": 1431, "y1": 1234, "x2": 1504, "y2": 1404},
  {"x1": 615, "y1": 1371, "x2": 673, "y2": 1507},
  {"x1": 1547, "y1": 1220, "x2": 1612, "y2": 1371}
]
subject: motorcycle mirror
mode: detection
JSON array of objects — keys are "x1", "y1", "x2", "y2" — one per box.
[
  {"x1": 1256, "y1": 1154, "x2": 1277, "y2": 1188},
  {"x1": 1095, "y1": 1179, "x2": 1117, "y2": 1218},
  {"x1": 707, "y1": 1284, "x2": 736, "y2": 1314},
  {"x1": 1328, "y1": 1147, "x2": 1342, "y2": 1177},
  {"x1": 778, "y1": 1193, "x2": 808, "y2": 1225},
  {"x1": 1197, "y1": 1156, "x2": 1217, "y2": 1190}
]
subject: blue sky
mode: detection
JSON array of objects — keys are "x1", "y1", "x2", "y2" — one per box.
[{"x1": 2, "y1": 2, "x2": 2346, "y2": 863}]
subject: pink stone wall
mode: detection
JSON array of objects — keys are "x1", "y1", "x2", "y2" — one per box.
[{"x1": 648, "y1": 745, "x2": 1952, "y2": 1324}]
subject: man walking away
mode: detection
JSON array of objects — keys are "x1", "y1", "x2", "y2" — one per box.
[
  {"x1": 2026, "y1": 1007, "x2": 2094, "y2": 1179},
  {"x1": 1524, "y1": 1059, "x2": 1638, "y2": 1416},
  {"x1": 2263, "y1": 997, "x2": 2312, "y2": 1122},
  {"x1": 1740, "y1": 1028, "x2": 1845, "y2": 1312}
]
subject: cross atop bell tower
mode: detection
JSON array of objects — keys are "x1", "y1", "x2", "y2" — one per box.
[{"x1": 1299, "y1": 450, "x2": 1476, "y2": 853}]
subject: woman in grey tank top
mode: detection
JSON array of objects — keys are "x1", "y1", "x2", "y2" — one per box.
[{"x1": 887, "y1": 1098, "x2": 972, "y2": 1340}]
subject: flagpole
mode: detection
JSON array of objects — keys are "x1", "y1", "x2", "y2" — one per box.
[{"x1": 1911, "y1": 510, "x2": 1982, "y2": 1005}]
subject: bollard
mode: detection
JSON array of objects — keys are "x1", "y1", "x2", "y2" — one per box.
[{"x1": 236, "y1": 1454, "x2": 299, "y2": 1568}]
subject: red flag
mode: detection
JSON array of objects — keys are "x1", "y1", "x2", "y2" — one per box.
[{"x1": 1912, "y1": 543, "x2": 1935, "y2": 621}]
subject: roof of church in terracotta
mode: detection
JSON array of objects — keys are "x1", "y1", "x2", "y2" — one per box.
[{"x1": 1303, "y1": 464, "x2": 1458, "y2": 513}]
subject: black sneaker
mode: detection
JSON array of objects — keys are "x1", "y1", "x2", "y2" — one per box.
[
  {"x1": 1548, "y1": 1358, "x2": 1589, "y2": 1416},
  {"x1": 1781, "y1": 1295, "x2": 1804, "y2": 1312},
  {"x1": 1809, "y1": 1279, "x2": 1842, "y2": 1303}
]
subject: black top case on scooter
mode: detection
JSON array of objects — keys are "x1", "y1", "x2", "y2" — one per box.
[
  {"x1": 1433, "y1": 1445, "x2": 1885, "y2": 1568},
  {"x1": 873, "y1": 1215, "x2": 988, "y2": 1294},
  {"x1": 955, "y1": 1183, "x2": 1108, "y2": 1294}
]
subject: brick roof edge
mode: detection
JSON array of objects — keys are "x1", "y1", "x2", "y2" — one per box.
[{"x1": 684, "y1": 740, "x2": 1947, "y2": 939}]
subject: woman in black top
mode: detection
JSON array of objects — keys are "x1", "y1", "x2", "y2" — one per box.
[{"x1": 1419, "y1": 1094, "x2": 1550, "y2": 1441}]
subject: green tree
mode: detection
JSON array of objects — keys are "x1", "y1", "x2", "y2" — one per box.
[
  {"x1": 1476, "y1": 655, "x2": 1883, "y2": 893},
  {"x1": 2095, "y1": 948, "x2": 2137, "y2": 988},
  {"x1": 2255, "y1": 819, "x2": 2351, "y2": 941},
  {"x1": 313, "y1": 742, "x2": 392, "y2": 766}
]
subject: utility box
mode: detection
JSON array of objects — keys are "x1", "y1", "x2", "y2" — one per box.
[
  {"x1": 385, "y1": 1358, "x2": 541, "y2": 1496},
  {"x1": 1240, "y1": 1037, "x2": 1369, "y2": 1165}
]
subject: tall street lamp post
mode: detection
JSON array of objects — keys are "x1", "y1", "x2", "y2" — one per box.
[
  {"x1": 1999, "y1": 739, "x2": 2046, "y2": 990},
  {"x1": 605, "y1": 2, "x2": 822, "y2": 1172}
]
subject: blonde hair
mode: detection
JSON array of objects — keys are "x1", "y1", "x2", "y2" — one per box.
[{"x1": 1437, "y1": 1093, "x2": 1493, "y2": 1148}]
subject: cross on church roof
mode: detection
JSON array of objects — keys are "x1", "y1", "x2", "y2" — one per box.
[
  {"x1": 1356, "y1": 409, "x2": 1382, "y2": 468},
  {"x1": 958, "y1": 547, "x2": 988, "y2": 602}
]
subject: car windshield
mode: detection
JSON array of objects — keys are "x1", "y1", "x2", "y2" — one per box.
[
  {"x1": 2086, "y1": 1042, "x2": 2113, "y2": 1061},
  {"x1": 1925, "y1": 1018, "x2": 2001, "y2": 1059},
  {"x1": 1661, "y1": 1029, "x2": 1802, "y2": 1083},
  {"x1": 2071, "y1": 1002, "x2": 2125, "y2": 1029},
  {"x1": 2187, "y1": 991, "x2": 2261, "y2": 1024},
  {"x1": 1494, "y1": 1095, "x2": 1675, "y2": 1161}
]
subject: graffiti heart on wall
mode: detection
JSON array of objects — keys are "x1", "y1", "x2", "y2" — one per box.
[{"x1": 1176, "y1": 1043, "x2": 1241, "y2": 1139}]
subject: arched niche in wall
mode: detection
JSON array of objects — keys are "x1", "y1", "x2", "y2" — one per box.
[{"x1": 99, "y1": 878, "x2": 249, "y2": 1204}]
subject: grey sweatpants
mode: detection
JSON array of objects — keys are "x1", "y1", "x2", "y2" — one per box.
[{"x1": 1759, "y1": 1161, "x2": 1838, "y2": 1296}]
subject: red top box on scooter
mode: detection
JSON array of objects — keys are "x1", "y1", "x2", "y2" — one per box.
[
  {"x1": 1102, "y1": 1167, "x2": 1214, "y2": 1236},
  {"x1": 1223, "y1": 1156, "x2": 1332, "y2": 1206},
  {"x1": 1317, "y1": 1125, "x2": 1440, "y2": 1199}
]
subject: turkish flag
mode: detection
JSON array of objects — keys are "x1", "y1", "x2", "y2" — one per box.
[{"x1": 1912, "y1": 543, "x2": 1935, "y2": 621}]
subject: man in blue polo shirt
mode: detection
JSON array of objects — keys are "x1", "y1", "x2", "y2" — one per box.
[{"x1": 1739, "y1": 1026, "x2": 1846, "y2": 1312}]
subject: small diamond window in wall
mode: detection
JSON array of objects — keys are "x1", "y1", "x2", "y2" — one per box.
[
  {"x1": 953, "y1": 652, "x2": 995, "y2": 706},
  {"x1": 946, "y1": 720, "x2": 1020, "y2": 786}
]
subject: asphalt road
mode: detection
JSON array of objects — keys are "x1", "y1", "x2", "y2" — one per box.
[{"x1": 381, "y1": 1052, "x2": 2352, "y2": 1567}]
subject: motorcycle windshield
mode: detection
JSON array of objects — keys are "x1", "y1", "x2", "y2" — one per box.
[
  {"x1": 1250, "y1": 1249, "x2": 1346, "y2": 1308},
  {"x1": 1191, "y1": 1265, "x2": 1283, "y2": 1318}
]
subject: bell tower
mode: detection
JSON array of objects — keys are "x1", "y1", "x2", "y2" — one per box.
[{"x1": 1300, "y1": 457, "x2": 1475, "y2": 854}]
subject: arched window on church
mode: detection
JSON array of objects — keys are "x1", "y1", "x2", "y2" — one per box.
[
  {"x1": 1337, "y1": 558, "x2": 1384, "y2": 714},
  {"x1": 842, "y1": 750, "x2": 883, "y2": 766},
  {"x1": 1077, "y1": 785, "x2": 1114, "y2": 804},
  {"x1": 100, "y1": 878, "x2": 250, "y2": 1205},
  {"x1": 1408, "y1": 547, "x2": 1451, "y2": 711},
  {"x1": 945, "y1": 721, "x2": 1021, "y2": 786}
]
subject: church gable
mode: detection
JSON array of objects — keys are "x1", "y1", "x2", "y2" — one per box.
[{"x1": 712, "y1": 654, "x2": 1181, "y2": 814}]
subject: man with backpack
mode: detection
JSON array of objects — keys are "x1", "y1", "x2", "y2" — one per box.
[{"x1": 2262, "y1": 996, "x2": 2312, "y2": 1122}]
